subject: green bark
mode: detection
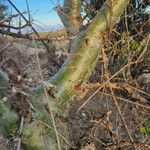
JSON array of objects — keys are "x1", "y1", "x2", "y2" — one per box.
[
  {"x1": 57, "y1": 0, "x2": 82, "y2": 35},
  {"x1": 0, "y1": 0, "x2": 130, "y2": 149},
  {"x1": 23, "y1": 0, "x2": 130, "y2": 149},
  {"x1": 49, "y1": 0, "x2": 130, "y2": 108}
]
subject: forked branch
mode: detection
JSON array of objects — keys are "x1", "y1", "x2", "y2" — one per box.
[{"x1": 49, "y1": 0, "x2": 130, "y2": 107}]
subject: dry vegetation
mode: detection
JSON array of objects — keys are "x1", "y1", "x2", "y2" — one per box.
[
  {"x1": 0, "y1": 0, "x2": 150, "y2": 150},
  {"x1": 37, "y1": 29, "x2": 67, "y2": 38}
]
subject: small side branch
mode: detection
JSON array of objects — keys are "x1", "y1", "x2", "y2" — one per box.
[
  {"x1": 0, "y1": 29, "x2": 49, "y2": 41},
  {"x1": 6, "y1": 0, "x2": 58, "y2": 65}
]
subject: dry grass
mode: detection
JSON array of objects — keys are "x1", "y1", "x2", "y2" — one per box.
[{"x1": 32, "y1": 28, "x2": 67, "y2": 39}]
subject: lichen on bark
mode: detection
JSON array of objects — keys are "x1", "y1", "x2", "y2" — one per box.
[{"x1": 0, "y1": 0, "x2": 130, "y2": 149}]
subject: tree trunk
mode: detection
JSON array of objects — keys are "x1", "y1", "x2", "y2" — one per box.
[
  {"x1": 0, "y1": 0, "x2": 130, "y2": 149},
  {"x1": 57, "y1": 0, "x2": 82, "y2": 36}
]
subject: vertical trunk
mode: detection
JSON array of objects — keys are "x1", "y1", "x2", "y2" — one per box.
[{"x1": 57, "y1": 0, "x2": 82, "y2": 35}]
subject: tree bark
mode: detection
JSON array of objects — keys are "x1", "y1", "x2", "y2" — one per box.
[
  {"x1": 0, "y1": 0, "x2": 130, "y2": 149},
  {"x1": 57, "y1": 0, "x2": 82, "y2": 36},
  {"x1": 49, "y1": 0, "x2": 130, "y2": 109}
]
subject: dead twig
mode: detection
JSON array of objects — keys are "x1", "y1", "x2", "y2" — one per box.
[
  {"x1": 105, "y1": 141, "x2": 150, "y2": 149},
  {"x1": 16, "y1": 116, "x2": 24, "y2": 150},
  {"x1": 5, "y1": 0, "x2": 57, "y2": 65}
]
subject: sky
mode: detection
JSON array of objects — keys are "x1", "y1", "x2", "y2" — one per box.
[{"x1": 6, "y1": 0, "x2": 64, "y2": 31}]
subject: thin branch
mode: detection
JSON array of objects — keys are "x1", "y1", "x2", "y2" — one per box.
[
  {"x1": 6, "y1": 0, "x2": 58, "y2": 65},
  {"x1": 110, "y1": 88, "x2": 134, "y2": 143},
  {"x1": 0, "y1": 23, "x2": 28, "y2": 30},
  {"x1": 36, "y1": 119, "x2": 75, "y2": 148},
  {"x1": 0, "y1": 41, "x2": 14, "y2": 54},
  {"x1": 16, "y1": 116, "x2": 24, "y2": 150},
  {"x1": 105, "y1": 141, "x2": 150, "y2": 149},
  {"x1": 0, "y1": 28, "x2": 49, "y2": 41},
  {"x1": 77, "y1": 61, "x2": 135, "y2": 112},
  {"x1": 0, "y1": 12, "x2": 27, "y2": 24},
  {"x1": 98, "y1": 91, "x2": 150, "y2": 109},
  {"x1": 25, "y1": 0, "x2": 30, "y2": 22},
  {"x1": 33, "y1": 39, "x2": 61, "y2": 150}
]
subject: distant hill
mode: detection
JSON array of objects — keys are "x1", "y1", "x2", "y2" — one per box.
[{"x1": 31, "y1": 28, "x2": 67, "y2": 39}]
